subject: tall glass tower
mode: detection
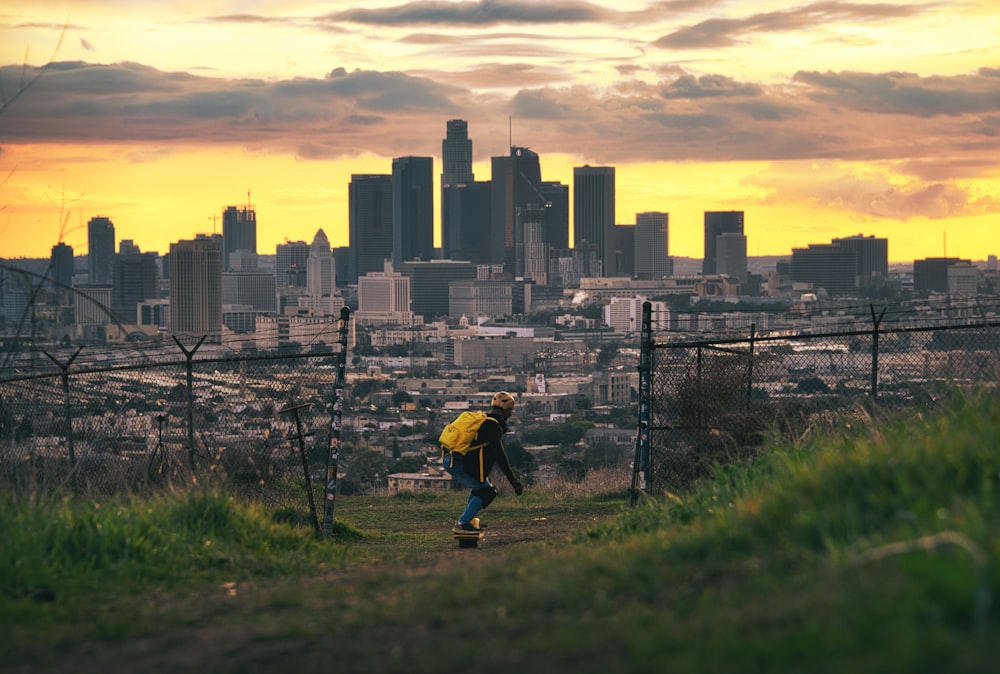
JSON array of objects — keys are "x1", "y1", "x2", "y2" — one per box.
[
  {"x1": 573, "y1": 166, "x2": 616, "y2": 277},
  {"x1": 392, "y1": 156, "x2": 434, "y2": 265},
  {"x1": 222, "y1": 205, "x2": 257, "y2": 272},
  {"x1": 703, "y1": 211, "x2": 744, "y2": 275},
  {"x1": 349, "y1": 174, "x2": 393, "y2": 284},
  {"x1": 87, "y1": 216, "x2": 115, "y2": 285}
]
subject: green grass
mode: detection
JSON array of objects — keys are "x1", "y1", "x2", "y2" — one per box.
[{"x1": 3, "y1": 392, "x2": 999, "y2": 673}]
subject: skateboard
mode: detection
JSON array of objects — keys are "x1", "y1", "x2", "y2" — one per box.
[{"x1": 452, "y1": 517, "x2": 485, "y2": 548}]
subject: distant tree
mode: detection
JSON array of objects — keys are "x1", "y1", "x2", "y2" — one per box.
[
  {"x1": 350, "y1": 379, "x2": 380, "y2": 401},
  {"x1": 583, "y1": 440, "x2": 624, "y2": 470},
  {"x1": 393, "y1": 455, "x2": 426, "y2": 473},
  {"x1": 797, "y1": 376, "x2": 831, "y2": 394},
  {"x1": 391, "y1": 390, "x2": 413, "y2": 406},
  {"x1": 339, "y1": 450, "x2": 389, "y2": 495},
  {"x1": 502, "y1": 436, "x2": 537, "y2": 481},
  {"x1": 556, "y1": 456, "x2": 586, "y2": 483}
]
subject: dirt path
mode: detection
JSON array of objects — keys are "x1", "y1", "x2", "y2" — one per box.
[{"x1": 18, "y1": 498, "x2": 626, "y2": 674}]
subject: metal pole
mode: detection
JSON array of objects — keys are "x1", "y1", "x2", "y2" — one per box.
[
  {"x1": 43, "y1": 346, "x2": 83, "y2": 493},
  {"x1": 323, "y1": 307, "x2": 352, "y2": 536},
  {"x1": 172, "y1": 335, "x2": 205, "y2": 473},
  {"x1": 869, "y1": 305, "x2": 886, "y2": 401},
  {"x1": 632, "y1": 301, "x2": 652, "y2": 503},
  {"x1": 280, "y1": 402, "x2": 321, "y2": 535},
  {"x1": 747, "y1": 323, "x2": 756, "y2": 410}
]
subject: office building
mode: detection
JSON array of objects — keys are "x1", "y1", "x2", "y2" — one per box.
[
  {"x1": 349, "y1": 174, "x2": 393, "y2": 283},
  {"x1": 75, "y1": 285, "x2": 112, "y2": 326},
  {"x1": 538, "y1": 181, "x2": 569, "y2": 252},
  {"x1": 49, "y1": 242, "x2": 74, "y2": 291},
  {"x1": 442, "y1": 119, "x2": 474, "y2": 186},
  {"x1": 634, "y1": 212, "x2": 671, "y2": 280},
  {"x1": 835, "y1": 234, "x2": 888, "y2": 284},
  {"x1": 392, "y1": 156, "x2": 434, "y2": 265},
  {"x1": 604, "y1": 296, "x2": 668, "y2": 334},
  {"x1": 442, "y1": 181, "x2": 492, "y2": 264},
  {"x1": 449, "y1": 279, "x2": 514, "y2": 320},
  {"x1": 613, "y1": 225, "x2": 635, "y2": 278},
  {"x1": 87, "y1": 216, "x2": 115, "y2": 285},
  {"x1": 276, "y1": 240, "x2": 309, "y2": 287},
  {"x1": 112, "y1": 252, "x2": 158, "y2": 325},
  {"x1": 914, "y1": 257, "x2": 977, "y2": 295},
  {"x1": 519, "y1": 204, "x2": 549, "y2": 284},
  {"x1": 169, "y1": 236, "x2": 223, "y2": 344},
  {"x1": 396, "y1": 259, "x2": 477, "y2": 321},
  {"x1": 703, "y1": 211, "x2": 744, "y2": 275},
  {"x1": 306, "y1": 229, "x2": 336, "y2": 303},
  {"x1": 790, "y1": 242, "x2": 859, "y2": 297},
  {"x1": 222, "y1": 205, "x2": 257, "y2": 272},
  {"x1": 222, "y1": 271, "x2": 277, "y2": 314},
  {"x1": 355, "y1": 261, "x2": 417, "y2": 326},
  {"x1": 491, "y1": 146, "x2": 551, "y2": 272},
  {"x1": 715, "y1": 231, "x2": 747, "y2": 282},
  {"x1": 573, "y1": 166, "x2": 616, "y2": 276}
]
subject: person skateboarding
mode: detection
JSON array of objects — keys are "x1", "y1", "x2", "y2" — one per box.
[{"x1": 443, "y1": 391, "x2": 524, "y2": 533}]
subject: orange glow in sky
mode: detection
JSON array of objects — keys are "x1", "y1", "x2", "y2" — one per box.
[{"x1": 2, "y1": 1, "x2": 999, "y2": 262}]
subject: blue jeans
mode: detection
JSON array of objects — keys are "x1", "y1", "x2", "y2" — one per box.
[{"x1": 443, "y1": 454, "x2": 493, "y2": 524}]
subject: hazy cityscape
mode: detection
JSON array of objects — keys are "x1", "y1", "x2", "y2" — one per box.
[{"x1": 2, "y1": 118, "x2": 998, "y2": 359}]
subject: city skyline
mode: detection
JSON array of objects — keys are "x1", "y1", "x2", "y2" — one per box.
[{"x1": 1, "y1": 1, "x2": 998, "y2": 263}]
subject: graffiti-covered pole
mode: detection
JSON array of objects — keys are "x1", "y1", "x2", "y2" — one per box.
[
  {"x1": 632, "y1": 301, "x2": 653, "y2": 503},
  {"x1": 323, "y1": 307, "x2": 351, "y2": 537}
]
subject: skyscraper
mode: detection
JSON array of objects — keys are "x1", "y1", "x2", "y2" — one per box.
[
  {"x1": 392, "y1": 156, "x2": 434, "y2": 265},
  {"x1": 442, "y1": 181, "x2": 491, "y2": 263},
  {"x1": 349, "y1": 174, "x2": 393, "y2": 283},
  {"x1": 49, "y1": 242, "x2": 74, "y2": 290},
  {"x1": 613, "y1": 224, "x2": 635, "y2": 278},
  {"x1": 703, "y1": 211, "x2": 744, "y2": 275},
  {"x1": 169, "y1": 236, "x2": 222, "y2": 344},
  {"x1": 113, "y1": 252, "x2": 158, "y2": 324},
  {"x1": 716, "y1": 232, "x2": 748, "y2": 282},
  {"x1": 87, "y1": 216, "x2": 115, "y2": 285},
  {"x1": 635, "y1": 212, "x2": 671, "y2": 280},
  {"x1": 441, "y1": 120, "x2": 492, "y2": 264},
  {"x1": 573, "y1": 166, "x2": 616, "y2": 277},
  {"x1": 491, "y1": 147, "x2": 563, "y2": 274},
  {"x1": 442, "y1": 119, "x2": 473, "y2": 186},
  {"x1": 276, "y1": 240, "x2": 309, "y2": 287},
  {"x1": 222, "y1": 205, "x2": 257, "y2": 272},
  {"x1": 306, "y1": 229, "x2": 336, "y2": 304}
]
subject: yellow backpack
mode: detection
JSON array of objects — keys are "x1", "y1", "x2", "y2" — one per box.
[{"x1": 438, "y1": 410, "x2": 491, "y2": 455}]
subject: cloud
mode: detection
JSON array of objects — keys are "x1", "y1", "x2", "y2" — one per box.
[
  {"x1": 326, "y1": 0, "x2": 612, "y2": 26},
  {"x1": 751, "y1": 161, "x2": 1000, "y2": 220},
  {"x1": 792, "y1": 69, "x2": 1000, "y2": 117},
  {"x1": 654, "y1": 1, "x2": 930, "y2": 49},
  {"x1": 661, "y1": 74, "x2": 763, "y2": 99},
  {"x1": 2, "y1": 59, "x2": 998, "y2": 177}
]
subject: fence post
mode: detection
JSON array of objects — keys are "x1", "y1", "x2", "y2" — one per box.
[
  {"x1": 632, "y1": 301, "x2": 653, "y2": 504},
  {"x1": 280, "y1": 403, "x2": 321, "y2": 535},
  {"x1": 869, "y1": 305, "x2": 887, "y2": 401},
  {"x1": 323, "y1": 307, "x2": 351, "y2": 536},
  {"x1": 172, "y1": 335, "x2": 206, "y2": 473},
  {"x1": 696, "y1": 345, "x2": 704, "y2": 454},
  {"x1": 747, "y1": 323, "x2": 756, "y2": 410},
  {"x1": 42, "y1": 346, "x2": 83, "y2": 492}
]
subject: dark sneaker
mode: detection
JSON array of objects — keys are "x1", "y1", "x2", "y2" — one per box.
[{"x1": 454, "y1": 521, "x2": 478, "y2": 532}]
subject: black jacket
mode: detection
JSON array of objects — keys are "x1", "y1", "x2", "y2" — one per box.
[{"x1": 452, "y1": 411, "x2": 518, "y2": 484}]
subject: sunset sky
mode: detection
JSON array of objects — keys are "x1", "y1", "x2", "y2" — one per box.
[{"x1": 1, "y1": 0, "x2": 998, "y2": 264}]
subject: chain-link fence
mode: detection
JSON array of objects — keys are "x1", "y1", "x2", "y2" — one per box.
[
  {"x1": 635, "y1": 302, "x2": 1000, "y2": 494},
  {"x1": 0, "y1": 344, "x2": 349, "y2": 518}
]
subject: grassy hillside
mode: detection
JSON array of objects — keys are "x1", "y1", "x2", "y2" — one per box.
[{"x1": 3, "y1": 392, "x2": 998, "y2": 673}]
